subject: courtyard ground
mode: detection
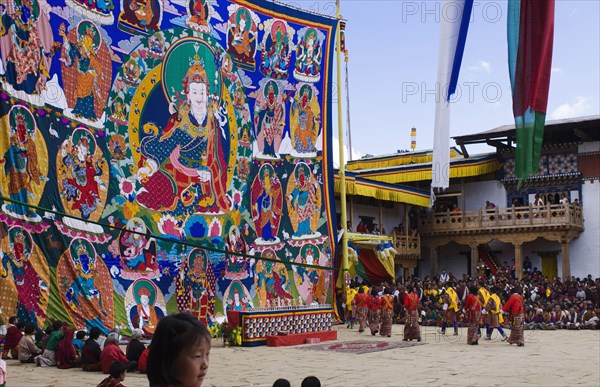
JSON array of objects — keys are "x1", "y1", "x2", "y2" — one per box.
[{"x1": 5, "y1": 325, "x2": 600, "y2": 386}]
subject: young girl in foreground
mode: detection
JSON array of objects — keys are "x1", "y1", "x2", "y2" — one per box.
[{"x1": 147, "y1": 313, "x2": 210, "y2": 387}]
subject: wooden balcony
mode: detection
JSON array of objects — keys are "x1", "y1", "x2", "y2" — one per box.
[
  {"x1": 392, "y1": 233, "x2": 420, "y2": 257},
  {"x1": 347, "y1": 232, "x2": 421, "y2": 258},
  {"x1": 419, "y1": 203, "x2": 584, "y2": 236}
]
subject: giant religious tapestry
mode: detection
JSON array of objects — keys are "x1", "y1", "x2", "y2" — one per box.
[{"x1": 0, "y1": 0, "x2": 337, "y2": 335}]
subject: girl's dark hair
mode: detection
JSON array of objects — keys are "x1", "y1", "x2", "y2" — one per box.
[
  {"x1": 301, "y1": 376, "x2": 322, "y2": 387},
  {"x1": 273, "y1": 378, "x2": 291, "y2": 387},
  {"x1": 147, "y1": 313, "x2": 210, "y2": 386},
  {"x1": 89, "y1": 327, "x2": 101, "y2": 340},
  {"x1": 24, "y1": 323, "x2": 36, "y2": 335},
  {"x1": 52, "y1": 320, "x2": 64, "y2": 331},
  {"x1": 109, "y1": 361, "x2": 128, "y2": 379}
]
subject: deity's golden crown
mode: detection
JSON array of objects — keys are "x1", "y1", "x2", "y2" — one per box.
[
  {"x1": 14, "y1": 230, "x2": 25, "y2": 242},
  {"x1": 185, "y1": 51, "x2": 208, "y2": 87},
  {"x1": 77, "y1": 241, "x2": 87, "y2": 255}
]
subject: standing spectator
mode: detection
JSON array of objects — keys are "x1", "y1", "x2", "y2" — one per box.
[
  {"x1": 439, "y1": 270, "x2": 449, "y2": 284},
  {"x1": 523, "y1": 256, "x2": 532, "y2": 274},
  {"x1": 534, "y1": 193, "x2": 545, "y2": 206},
  {"x1": 559, "y1": 193, "x2": 569, "y2": 205},
  {"x1": 457, "y1": 281, "x2": 469, "y2": 304}
]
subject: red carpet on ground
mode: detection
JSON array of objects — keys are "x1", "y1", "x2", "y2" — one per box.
[{"x1": 300, "y1": 339, "x2": 424, "y2": 354}]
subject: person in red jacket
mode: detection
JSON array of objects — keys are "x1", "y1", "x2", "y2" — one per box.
[
  {"x1": 403, "y1": 286, "x2": 421, "y2": 342},
  {"x1": 368, "y1": 290, "x2": 381, "y2": 336},
  {"x1": 464, "y1": 285, "x2": 482, "y2": 345},
  {"x1": 137, "y1": 348, "x2": 149, "y2": 373},
  {"x1": 353, "y1": 288, "x2": 371, "y2": 333},
  {"x1": 502, "y1": 287, "x2": 525, "y2": 347},
  {"x1": 379, "y1": 288, "x2": 394, "y2": 337},
  {"x1": 100, "y1": 333, "x2": 136, "y2": 373},
  {"x1": 2, "y1": 317, "x2": 23, "y2": 359}
]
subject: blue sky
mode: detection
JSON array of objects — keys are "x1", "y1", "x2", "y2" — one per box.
[{"x1": 283, "y1": 0, "x2": 600, "y2": 163}]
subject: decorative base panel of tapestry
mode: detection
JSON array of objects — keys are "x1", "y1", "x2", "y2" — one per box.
[
  {"x1": 301, "y1": 340, "x2": 424, "y2": 354},
  {"x1": 235, "y1": 307, "x2": 334, "y2": 346}
]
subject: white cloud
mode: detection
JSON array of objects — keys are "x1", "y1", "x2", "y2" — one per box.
[
  {"x1": 551, "y1": 67, "x2": 563, "y2": 74},
  {"x1": 550, "y1": 96, "x2": 591, "y2": 119},
  {"x1": 331, "y1": 136, "x2": 363, "y2": 168},
  {"x1": 468, "y1": 60, "x2": 492, "y2": 74}
]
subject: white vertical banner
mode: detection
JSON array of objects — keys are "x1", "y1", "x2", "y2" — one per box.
[{"x1": 431, "y1": 0, "x2": 474, "y2": 206}]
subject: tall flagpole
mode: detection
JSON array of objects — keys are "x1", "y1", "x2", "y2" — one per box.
[
  {"x1": 342, "y1": 22, "x2": 353, "y2": 162},
  {"x1": 336, "y1": 0, "x2": 349, "y2": 290}
]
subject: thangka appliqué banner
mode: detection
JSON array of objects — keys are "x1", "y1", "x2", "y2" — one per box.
[{"x1": 0, "y1": 0, "x2": 337, "y2": 335}]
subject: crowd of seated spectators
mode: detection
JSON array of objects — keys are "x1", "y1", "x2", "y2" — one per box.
[{"x1": 0, "y1": 318, "x2": 147, "y2": 386}]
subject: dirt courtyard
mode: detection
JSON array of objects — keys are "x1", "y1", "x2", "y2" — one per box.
[{"x1": 5, "y1": 325, "x2": 600, "y2": 386}]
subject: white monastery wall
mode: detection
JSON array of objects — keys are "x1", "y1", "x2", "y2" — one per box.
[
  {"x1": 570, "y1": 180, "x2": 600, "y2": 278},
  {"x1": 464, "y1": 180, "x2": 507, "y2": 210}
]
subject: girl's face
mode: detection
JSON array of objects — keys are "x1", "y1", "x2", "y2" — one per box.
[{"x1": 173, "y1": 338, "x2": 210, "y2": 386}]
